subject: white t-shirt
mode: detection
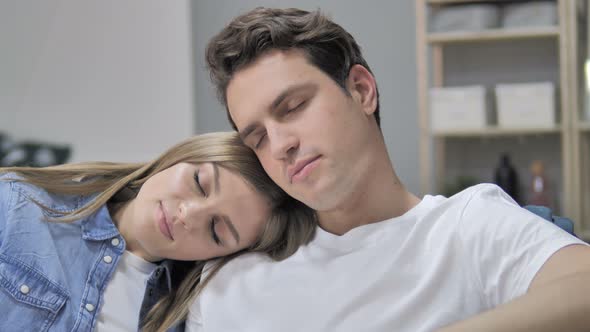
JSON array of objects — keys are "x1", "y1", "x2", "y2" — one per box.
[
  {"x1": 186, "y1": 184, "x2": 586, "y2": 332},
  {"x1": 95, "y1": 250, "x2": 156, "y2": 332}
]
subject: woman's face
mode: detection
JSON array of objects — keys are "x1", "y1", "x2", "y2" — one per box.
[{"x1": 114, "y1": 162, "x2": 271, "y2": 262}]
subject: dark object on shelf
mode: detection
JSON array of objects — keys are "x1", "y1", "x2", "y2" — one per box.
[
  {"x1": 0, "y1": 134, "x2": 8, "y2": 162},
  {"x1": 494, "y1": 153, "x2": 520, "y2": 204},
  {"x1": 0, "y1": 134, "x2": 71, "y2": 167}
]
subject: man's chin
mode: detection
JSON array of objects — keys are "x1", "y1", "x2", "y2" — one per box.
[{"x1": 291, "y1": 189, "x2": 328, "y2": 211}]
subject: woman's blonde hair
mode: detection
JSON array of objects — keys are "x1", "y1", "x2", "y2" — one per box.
[{"x1": 0, "y1": 132, "x2": 316, "y2": 331}]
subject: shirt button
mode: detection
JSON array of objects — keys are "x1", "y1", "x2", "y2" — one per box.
[
  {"x1": 85, "y1": 303, "x2": 95, "y2": 312},
  {"x1": 111, "y1": 238, "x2": 120, "y2": 246},
  {"x1": 103, "y1": 256, "x2": 113, "y2": 264},
  {"x1": 19, "y1": 284, "x2": 30, "y2": 294}
]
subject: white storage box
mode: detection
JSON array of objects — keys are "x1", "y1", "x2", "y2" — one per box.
[
  {"x1": 430, "y1": 85, "x2": 491, "y2": 131},
  {"x1": 495, "y1": 82, "x2": 556, "y2": 128},
  {"x1": 501, "y1": 1, "x2": 558, "y2": 28},
  {"x1": 429, "y1": 4, "x2": 500, "y2": 32}
]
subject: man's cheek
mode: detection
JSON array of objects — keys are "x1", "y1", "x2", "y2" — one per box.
[{"x1": 260, "y1": 158, "x2": 280, "y2": 177}]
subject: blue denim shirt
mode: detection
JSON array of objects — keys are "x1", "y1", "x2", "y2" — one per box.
[{"x1": 0, "y1": 174, "x2": 186, "y2": 331}]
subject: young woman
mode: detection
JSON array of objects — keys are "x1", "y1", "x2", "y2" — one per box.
[{"x1": 0, "y1": 131, "x2": 316, "y2": 332}]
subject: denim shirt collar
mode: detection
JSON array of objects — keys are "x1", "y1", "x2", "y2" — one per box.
[{"x1": 80, "y1": 201, "x2": 121, "y2": 241}]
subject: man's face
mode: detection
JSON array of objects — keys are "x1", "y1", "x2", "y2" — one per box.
[{"x1": 226, "y1": 50, "x2": 376, "y2": 211}]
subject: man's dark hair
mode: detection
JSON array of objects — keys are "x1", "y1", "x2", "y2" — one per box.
[{"x1": 206, "y1": 7, "x2": 381, "y2": 129}]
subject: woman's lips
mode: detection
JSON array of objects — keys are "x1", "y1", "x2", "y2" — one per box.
[{"x1": 157, "y1": 201, "x2": 174, "y2": 240}]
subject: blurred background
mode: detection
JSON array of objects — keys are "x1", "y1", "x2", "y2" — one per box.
[{"x1": 1, "y1": 0, "x2": 589, "y2": 239}]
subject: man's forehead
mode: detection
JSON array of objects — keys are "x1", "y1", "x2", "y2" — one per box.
[{"x1": 228, "y1": 50, "x2": 313, "y2": 94}]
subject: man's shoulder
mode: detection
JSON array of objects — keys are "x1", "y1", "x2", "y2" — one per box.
[
  {"x1": 203, "y1": 248, "x2": 312, "y2": 290},
  {"x1": 436, "y1": 183, "x2": 512, "y2": 215},
  {"x1": 448, "y1": 183, "x2": 506, "y2": 202},
  {"x1": 205, "y1": 252, "x2": 273, "y2": 278},
  {"x1": 417, "y1": 183, "x2": 506, "y2": 220}
]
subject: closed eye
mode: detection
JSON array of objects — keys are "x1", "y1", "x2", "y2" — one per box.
[
  {"x1": 210, "y1": 218, "x2": 222, "y2": 245},
  {"x1": 193, "y1": 170, "x2": 207, "y2": 197},
  {"x1": 286, "y1": 100, "x2": 306, "y2": 113},
  {"x1": 254, "y1": 133, "x2": 267, "y2": 150}
]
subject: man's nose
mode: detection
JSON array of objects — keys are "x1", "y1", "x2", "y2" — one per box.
[{"x1": 268, "y1": 125, "x2": 298, "y2": 160}]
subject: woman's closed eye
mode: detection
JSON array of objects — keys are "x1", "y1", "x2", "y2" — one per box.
[
  {"x1": 193, "y1": 170, "x2": 207, "y2": 197},
  {"x1": 210, "y1": 218, "x2": 222, "y2": 245}
]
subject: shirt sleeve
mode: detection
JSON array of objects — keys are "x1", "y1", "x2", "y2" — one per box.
[
  {"x1": 458, "y1": 184, "x2": 587, "y2": 308},
  {"x1": 185, "y1": 294, "x2": 204, "y2": 332}
]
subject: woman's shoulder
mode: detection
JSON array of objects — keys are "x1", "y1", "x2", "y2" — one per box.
[
  {"x1": 1, "y1": 172, "x2": 50, "y2": 206},
  {"x1": 0, "y1": 172, "x2": 85, "y2": 213},
  {"x1": 0, "y1": 172, "x2": 27, "y2": 211}
]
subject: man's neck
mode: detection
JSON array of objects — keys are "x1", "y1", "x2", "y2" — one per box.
[{"x1": 317, "y1": 161, "x2": 421, "y2": 236}]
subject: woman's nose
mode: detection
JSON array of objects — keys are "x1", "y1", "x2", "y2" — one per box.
[
  {"x1": 177, "y1": 199, "x2": 208, "y2": 231},
  {"x1": 178, "y1": 200, "x2": 195, "y2": 230}
]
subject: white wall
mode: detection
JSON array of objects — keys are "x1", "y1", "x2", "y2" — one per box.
[
  {"x1": 191, "y1": 1, "x2": 421, "y2": 194},
  {"x1": 0, "y1": 0, "x2": 195, "y2": 163}
]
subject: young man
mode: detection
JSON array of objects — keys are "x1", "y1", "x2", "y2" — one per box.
[{"x1": 187, "y1": 7, "x2": 590, "y2": 332}]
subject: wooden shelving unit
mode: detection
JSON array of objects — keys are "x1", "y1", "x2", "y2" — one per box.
[
  {"x1": 428, "y1": 27, "x2": 559, "y2": 43},
  {"x1": 427, "y1": 0, "x2": 500, "y2": 4},
  {"x1": 416, "y1": 0, "x2": 589, "y2": 239},
  {"x1": 433, "y1": 126, "x2": 562, "y2": 138},
  {"x1": 568, "y1": 0, "x2": 590, "y2": 241}
]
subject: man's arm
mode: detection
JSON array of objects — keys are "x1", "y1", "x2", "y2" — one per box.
[{"x1": 439, "y1": 244, "x2": 590, "y2": 332}]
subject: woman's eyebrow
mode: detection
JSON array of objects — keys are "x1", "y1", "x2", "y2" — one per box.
[{"x1": 222, "y1": 215, "x2": 240, "y2": 244}]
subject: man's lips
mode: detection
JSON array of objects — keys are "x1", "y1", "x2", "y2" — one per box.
[
  {"x1": 157, "y1": 201, "x2": 174, "y2": 241},
  {"x1": 287, "y1": 155, "x2": 321, "y2": 183}
]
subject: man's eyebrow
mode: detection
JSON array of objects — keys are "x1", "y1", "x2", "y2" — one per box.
[
  {"x1": 239, "y1": 123, "x2": 258, "y2": 142},
  {"x1": 270, "y1": 83, "x2": 314, "y2": 110},
  {"x1": 222, "y1": 215, "x2": 240, "y2": 244}
]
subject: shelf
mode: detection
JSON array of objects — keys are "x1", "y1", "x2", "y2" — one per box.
[
  {"x1": 427, "y1": 0, "x2": 541, "y2": 5},
  {"x1": 418, "y1": 0, "x2": 590, "y2": 240},
  {"x1": 428, "y1": 27, "x2": 559, "y2": 44},
  {"x1": 432, "y1": 126, "x2": 562, "y2": 137},
  {"x1": 427, "y1": 0, "x2": 505, "y2": 4}
]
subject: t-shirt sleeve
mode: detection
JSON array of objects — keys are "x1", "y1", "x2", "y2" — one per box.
[
  {"x1": 458, "y1": 184, "x2": 587, "y2": 308},
  {"x1": 185, "y1": 296, "x2": 204, "y2": 332},
  {"x1": 186, "y1": 261, "x2": 217, "y2": 332}
]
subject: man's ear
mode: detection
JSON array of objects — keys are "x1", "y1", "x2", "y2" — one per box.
[{"x1": 347, "y1": 64, "x2": 377, "y2": 116}]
